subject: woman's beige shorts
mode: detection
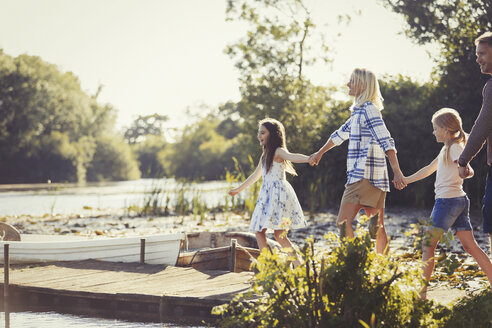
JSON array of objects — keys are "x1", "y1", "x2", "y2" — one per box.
[{"x1": 341, "y1": 179, "x2": 386, "y2": 209}]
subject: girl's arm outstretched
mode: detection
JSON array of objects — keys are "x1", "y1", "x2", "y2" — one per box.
[
  {"x1": 275, "y1": 148, "x2": 310, "y2": 163},
  {"x1": 310, "y1": 117, "x2": 352, "y2": 165},
  {"x1": 310, "y1": 138, "x2": 336, "y2": 165},
  {"x1": 228, "y1": 160, "x2": 262, "y2": 196},
  {"x1": 403, "y1": 157, "x2": 438, "y2": 185}
]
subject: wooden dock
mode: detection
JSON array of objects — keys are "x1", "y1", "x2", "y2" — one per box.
[{"x1": 0, "y1": 260, "x2": 253, "y2": 324}]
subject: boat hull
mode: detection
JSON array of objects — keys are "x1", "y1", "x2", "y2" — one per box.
[
  {"x1": 177, "y1": 231, "x2": 277, "y2": 272},
  {"x1": 0, "y1": 233, "x2": 184, "y2": 265}
]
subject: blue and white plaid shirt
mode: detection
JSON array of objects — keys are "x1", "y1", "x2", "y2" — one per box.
[{"x1": 330, "y1": 101, "x2": 396, "y2": 192}]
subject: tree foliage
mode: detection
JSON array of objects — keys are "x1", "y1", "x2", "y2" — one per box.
[
  {"x1": 132, "y1": 135, "x2": 167, "y2": 178},
  {"x1": 158, "y1": 0, "x2": 492, "y2": 212},
  {"x1": 86, "y1": 134, "x2": 140, "y2": 181},
  {"x1": 383, "y1": 1, "x2": 491, "y2": 47},
  {"x1": 123, "y1": 114, "x2": 170, "y2": 178},
  {"x1": 0, "y1": 50, "x2": 139, "y2": 183},
  {"x1": 162, "y1": 113, "x2": 241, "y2": 180},
  {"x1": 378, "y1": 76, "x2": 439, "y2": 207},
  {"x1": 225, "y1": 0, "x2": 328, "y2": 83},
  {"x1": 224, "y1": 0, "x2": 334, "y2": 155},
  {"x1": 161, "y1": 0, "x2": 339, "y2": 183},
  {"x1": 123, "y1": 113, "x2": 169, "y2": 144},
  {"x1": 382, "y1": 0, "x2": 492, "y2": 208}
]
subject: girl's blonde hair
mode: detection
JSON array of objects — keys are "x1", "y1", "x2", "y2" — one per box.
[
  {"x1": 431, "y1": 108, "x2": 467, "y2": 165},
  {"x1": 350, "y1": 68, "x2": 384, "y2": 110},
  {"x1": 258, "y1": 118, "x2": 296, "y2": 176}
]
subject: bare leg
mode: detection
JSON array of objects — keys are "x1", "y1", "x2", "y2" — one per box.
[
  {"x1": 420, "y1": 227, "x2": 442, "y2": 299},
  {"x1": 255, "y1": 229, "x2": 268, "y2": 251},
  {"x1": 363, "y1": 207, "x2": 388, "y2": 254},
  {"x1": 456, "y1": 231, "x2": 492, "y2": 287},
  {"x1": 274, "y1": 229, "x2": 300, "y2": 267},
  {"x1": 365, "y1": 207, "x2": 379, "y2": 239},
  {"x1": 375, "y1": 209, "x2": 389, "y2": 255},
  {"x1": 337, "y1": 202, "x2": 363, "y2": 238}
]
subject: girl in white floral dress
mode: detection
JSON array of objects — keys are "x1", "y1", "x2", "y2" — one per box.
[{"x1": 228, "y1": 118, "x2": 309, "y2": 266}]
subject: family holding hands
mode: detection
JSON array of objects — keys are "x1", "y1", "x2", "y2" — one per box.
[{"x1": 229, "y1": 31, "x2": 492, "y2": 298}]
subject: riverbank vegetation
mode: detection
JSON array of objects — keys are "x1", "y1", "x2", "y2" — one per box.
[
  {"x1": 0, "y1": 0, "x2": 490, "y2": 213},
  {"x1": 213, "y1": 231, "x2": 492, "y2": 328}
]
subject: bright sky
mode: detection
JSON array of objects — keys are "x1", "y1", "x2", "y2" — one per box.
[{"x1": 0, "y1": 0, "x2": 438, "y2": 132}]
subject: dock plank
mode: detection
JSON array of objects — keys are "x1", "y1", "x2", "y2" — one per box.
[
  {"x1": 0, "y1": 260, "x2": 253, "y2": 323},
  {"x1": 87, "y1": 271, "x2": 252, "y2": 297},
  {"x1": 5, "y1": 262, "x2": 199, "y2": 287},
  {"x1": 7, "y1": 266, "x2": 105, "y2": 284}
]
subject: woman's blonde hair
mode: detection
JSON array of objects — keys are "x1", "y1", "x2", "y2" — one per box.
[
  {"x1": 431, "y1": 108, "x2": 467, "y2": 165},
  {"x1": 350, "y1": 68, "x2": 384, "y2": 110},
  {"x1": 258, "y1": 118, "x2": 296, "y2": 176}
]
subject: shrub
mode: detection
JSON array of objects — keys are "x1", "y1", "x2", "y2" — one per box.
[
  {"x1": 213, "y1": 228, "x2": 447, "y2": 327},
  {"x1": 442, "y1": 290, "x2": 492, "y2": 328}
]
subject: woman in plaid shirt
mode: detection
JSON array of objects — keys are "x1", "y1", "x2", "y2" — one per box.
[{"x1": 309, "y1": 68, "x2": 405, "y2": 254}]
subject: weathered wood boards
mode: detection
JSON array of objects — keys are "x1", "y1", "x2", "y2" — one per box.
[
  {"x1": 0, "y1": 260, "x2": 253, "y2": 323},
  {"x1": 178, "y1": 231, "x2": 270, "y2": 272}
]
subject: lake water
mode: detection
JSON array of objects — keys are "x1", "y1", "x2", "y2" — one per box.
[
  {"x1": 0, "y1": 179, "x2": 230, "y2": 216},
  {"x1": 2, "y1": 311, "x2": 207, "y2": 328}
]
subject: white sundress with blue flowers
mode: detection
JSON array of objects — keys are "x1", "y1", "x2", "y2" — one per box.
[{"x1": 249, "y1": 161, "x2": 306, "y2": 232}]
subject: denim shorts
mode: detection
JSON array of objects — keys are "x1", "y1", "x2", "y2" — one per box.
[{"x1": 430, "y1": 196, "x2": 472, "y2": 232}]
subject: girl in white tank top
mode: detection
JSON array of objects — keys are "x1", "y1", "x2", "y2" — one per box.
[{"x1": 402, "y1": 108, "x2": 492, "y2": 299}]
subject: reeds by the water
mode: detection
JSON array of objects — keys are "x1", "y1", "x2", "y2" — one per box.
[
  {"x1": 126, "y1": 157, "x2": 260, "y2": 221},
  {"x1": 127, "y1": 155, "x2": 335, "y2": 222}
]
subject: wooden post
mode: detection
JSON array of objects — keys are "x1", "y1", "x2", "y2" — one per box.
[
  {"x1": 210, "y1": 233, "x2": 216, "y2": 248},
  {"x1": 140, "y1": 239, "x2": 145, "y2": 264},
  {"x1": 230, "y1": 239, "x2": 237, "y2": 272},
  {"x1": 4, "y1": 244, "x2": 10, "y2": 328}
]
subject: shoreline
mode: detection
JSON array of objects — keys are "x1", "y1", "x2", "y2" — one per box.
[{"x1": 2, "y1": 206, "x2": 491, "y2": 306}]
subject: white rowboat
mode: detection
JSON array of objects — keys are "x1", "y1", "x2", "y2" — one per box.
[{"x1": 0, "y1": 233, "x2": 184, "y2": 265}]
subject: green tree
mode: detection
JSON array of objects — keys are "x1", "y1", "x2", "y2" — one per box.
[
  {"x1": 86, "y1": 134, "x2": 140, "y2": 181},
  {"x1": 124, "y1": 114, "x2": 169, "y2": 178},
  {"x1": 224, "y1": 0, "x2": 334, "y2": 154},
  {"x1": 222, "y1": 0, "x2": 350, "y2": 205},
  {"x1": 123, "y1": 113, "x2": 169, "y2": 144},
  {"x1": 158, "y1": 0, "x2": 349, "y2": 204},
  {"x1": 379, "y1": 75, "x2": 439, "y2": 207},
  {"x1": 162, "y1": 113, "x2": 239, "y2": 180},
  {"x1": 384, "y1": 0, "x2": 492, "y2": 207},
  {"x1": 0, "y1": 50, "x2": 132, "y2": 183},
  {"x1": 133, "y1": 135, "x2": 167, "y2": 178}
]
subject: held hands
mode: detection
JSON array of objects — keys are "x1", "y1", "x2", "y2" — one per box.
[
  {"x1": 392, "y1": 171, "x2": 407, "y2": 190},
  {"x1": 458, "y1": 164, "x2": 474, "y2": 179},
  {"x1": 309, "y1": 152, "x2": 322, "y2": 166}
]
